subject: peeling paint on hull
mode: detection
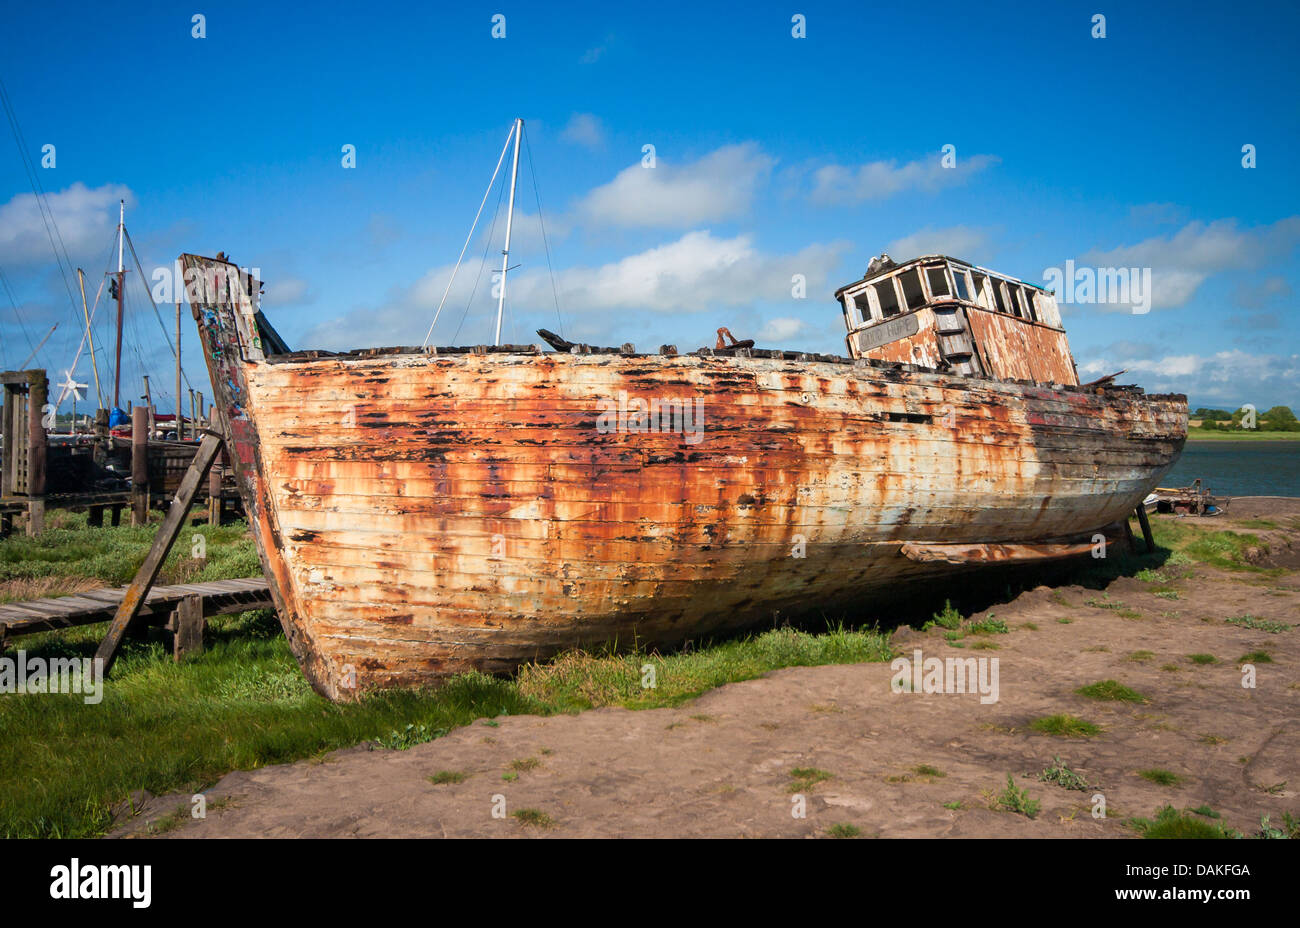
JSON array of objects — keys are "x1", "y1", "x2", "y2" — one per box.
[{"x1": 183, "y1": 255, "x2": 1187, "y2": 700}]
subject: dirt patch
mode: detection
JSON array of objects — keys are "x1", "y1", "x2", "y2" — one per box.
[{"x1": 113, "y1": 509, "x2": 1300, "y2": 839}]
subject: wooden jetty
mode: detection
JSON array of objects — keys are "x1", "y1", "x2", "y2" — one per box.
[{"x1": 0, "y1": 577, "x2": 272, "y2": 659}]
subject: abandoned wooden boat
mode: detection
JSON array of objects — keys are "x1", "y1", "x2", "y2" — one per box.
[{"x1": 182, "y1": 251, "x2": 1186, "y2": 699}]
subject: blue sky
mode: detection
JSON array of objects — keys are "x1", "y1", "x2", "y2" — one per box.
[{"x1": 1, "y1": 0, "x2": 1297, "y2": 415}]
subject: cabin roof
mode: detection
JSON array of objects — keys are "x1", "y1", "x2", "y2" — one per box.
[{"x1": 834, "y1": 255, "x2": 1050, "y2": 299}]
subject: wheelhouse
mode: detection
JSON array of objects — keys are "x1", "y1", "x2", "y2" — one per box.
[{"x1": 835, "y1": 255, "x2": 1078, "y2": 386}]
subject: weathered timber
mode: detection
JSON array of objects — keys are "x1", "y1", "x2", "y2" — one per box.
[
  {"x1": 171, "y1": 594, "x2": 205, "y2": 660},
  {"x1": 900, "y1": 540, "x2": 1098, "y2": 565},
  {"x1": 0, "y1": 576, "x2": 271, "y2": 638},
  {"x1": 183, "y1": 254, "x2": 1187, "y2": 700},
  {"x1": 131, "y1": 406, "x2": 149, "y2": 525},
  {"x1": 1134, "y1": 503, "x2": 1156, "y2": 553},
  {"x1": 94, "y1": 432, "x2": 222, "y2": 674}
]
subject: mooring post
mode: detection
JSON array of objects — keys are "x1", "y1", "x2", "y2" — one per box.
[
  {"x1": 1134, "y1": 504, "x2": 1156, "y2": 554},
  {"x1": 207, "y1": 447, "x2": 224, "y2": 525},
  {"x1": 131, "y1": 405, "x2": 149, "y2": 525},
  {"x1": 171, "y1": 594, "x2": 205, "y2": 661},
  {"x1": 25, "y1": 371, "x2": 47, "y2": 537}
]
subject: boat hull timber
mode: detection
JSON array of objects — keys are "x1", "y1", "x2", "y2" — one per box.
[{"x1": 182, "y1": 254, "x2": 1187, "y2": 699}]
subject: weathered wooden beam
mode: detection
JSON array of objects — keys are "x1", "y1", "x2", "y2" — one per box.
[
  {"x1": 131, "y1": 406, "x2": 149, "y2": 525},
  {"x1": 172, "y1": 594, "x2": 204, "y2": 661},
  {"x1": 26, "y1": 371, "x2": 47, "y2": 536},
  {"x1": 95, "y1": 431, "x2": 222, "y2": 676},
  {"x1": 208, "y1": 448, "x2": 224, "y2": 525},
  {"x1": 900, "y1": 540, "x2": 1096, "y2": 565},
  {"x1": 1134, "y1": 504, "x2": 1156, "y2": 553}
]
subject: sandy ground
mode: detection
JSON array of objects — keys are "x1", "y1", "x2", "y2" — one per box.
[{"x1": 114, "y1": 502, "x2": 1300, "y2": 838}]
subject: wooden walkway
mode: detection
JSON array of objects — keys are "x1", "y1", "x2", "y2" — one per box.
[{"x1": 0, "y1": 577, "x2": 272, "y2": 641}]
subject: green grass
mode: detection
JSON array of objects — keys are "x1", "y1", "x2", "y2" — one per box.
[
  {"x1": 787, "y1": 767, "x2": 833, "y2": 793},
  {"x1": 825, "y1": 823, "x2": 861, "y2": 838},
  {"x1": 1187, "y1": 654, "x2": 1219, "y2": 665},
  {"x1": 1238, "y1": 651, "x2": 1273, "y2": 664},
  {"x1": 1075, "y1": 679, "x2": 1147, "y2": 703},
  {"x1": 992, "y1": 774, "x2": 1040, "y2": 818},
  {"x1": 1225, "y1": 615, "x2": 1291, "y2": 634},
  {"x1": 427, "y1": 770, "x2": 469, "y2": 785},
  {"x1": 0, "y1": 529, "x2": 892, "y2": 840},
  {"x1": 1185, "y1": 428, "x2": 1299, "y2": 441},
  {"x1": 967, "y1": 615, "x2": 1008, "y2": 636},
  {"x1": 1030, "y1": 714, "x2": 1102, "y2": 738},
  {"x1": 929, "y1": 599, "x2": 963, "y2": 630},
  {"x1": 1126, "y1": 650, "x2": 1155, "y2": 663},
  {"x1": 1129, "y1": 805, "x2": 1236, "y2": 838},
  {"x1": 1138, "y1": 768, "x2": 1182, "y2": 787},
  {"x1": 511, "y1": 808, "x2": 554, "y2": 828},
  {"x1": 0, "y1": 511, "x2": 260, "y2": 597},
  {"x1": 1038, "y1": 755, "x2": 1091, "y2": 791}
]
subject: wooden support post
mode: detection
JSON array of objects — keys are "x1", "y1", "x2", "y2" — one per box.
[
  {"x1": 88, "y1": 505, "x2": 104, "y2": 528},
  {"x1": 26, "y1": 372, "x2": 47, "y2": 537},
  {"x1": 131, "y1": 405, "x2": 149, "y2": 525},
  {"x1": 111, "y1": 504, "x2": 123, "y2": 527},
  {"x1": 208, "y1": 448, "x2": 224, "y2": 525},
  {"x1": 1135, "y1": 504, "x2": 1156, "y2": 554},
  {"x1": 171, "y1": 594, "x2": 205, "y2": 661},
  {"x1": 95, "y1": 432, "x2": 222, "y2": 676}
]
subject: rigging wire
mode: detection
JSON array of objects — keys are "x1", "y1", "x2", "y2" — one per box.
[
  {"x1": 451, "y1": 171, "x2": 508, "y2": 345},
  {"x1": 422, "y1": 124, "x2": 516, "y2": 348},
  {"x1": 124, "y1": 226, "x2": 192, "y2": 393},
  {"x1": 521, "y1": 124, "x2": 565, "y2": 340},
  {"x1": 0, "y1": 74, "x2": 88, "y2": 351}
]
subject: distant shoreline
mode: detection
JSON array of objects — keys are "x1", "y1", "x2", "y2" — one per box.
[{"x1": 1185, "y1": 430, "x2": 1298, "y2": 441}]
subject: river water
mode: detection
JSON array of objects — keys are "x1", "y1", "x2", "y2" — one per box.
[{"x1": 1163, "y1": 440, "x2": 1299, "y2": 498}]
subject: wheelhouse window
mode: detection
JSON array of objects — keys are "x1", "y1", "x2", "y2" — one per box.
[
  {"x1": 925, "y1": 266, "x2": 951, "y2": 299},
  {"x1": 852, "y1": 291, "x2": 874, "y2": 325},
  {"x1": 900, "y1": 270, "x2": 926, "y2": 310},
  {"x1": 1019, "y1": 287, "x2": 1038, "y2": 321},
  {"x1": 874, "y1": 279, "x2": 901, "y2": 318},
  {"x1": 970, "y1": 272, "x2": 989, "y2": 308},
  {"x1": 951, "y1": 268, "x2": 971, "y2": 301},
  {"x1": 992, "y1": 280, "x2": 1012, "y2": 315}
]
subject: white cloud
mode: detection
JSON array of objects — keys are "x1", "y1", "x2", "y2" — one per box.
[
  {"x1": 560, "y1": 113, "x2": 605, "y2": 149},
  {"x1": 1077, "y1": 348, "x2": 1300, "y2": 407},
  {"x1": 264, "y1": 276, "x2": 313, "y2": 305},
  {"x1": 886, "y1": 225, "x2": 994, "y2": 260},
  {"x1": 0, "y1": 182, "x2": 134, "y2": 266},
  {"x1": 809, "y1": 154, "x2": 998, "y2": 205},
  {"x1": 576, "y1": 143, "x2": 775, "y2": 228},
  {"x1": 1079, "y1": 216, "x2": 1300, "y2": 311},
  {"x1": 758, "y1": 317, "x2": 807, "y2": 341},
  {"x1": 304, "y1": 231, "x2": 850, "y2": 350}
]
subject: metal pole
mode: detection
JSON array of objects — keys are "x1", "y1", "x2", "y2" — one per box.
[
  {"x1": 113, "y1": 199, "x2": 125, "y2": 410},
  {"x1": 494, "y1": 118, "x2": 523, "y2": 347},
  {"x1": 175, "y1": 301, "x2": 183, "y2": 440}
]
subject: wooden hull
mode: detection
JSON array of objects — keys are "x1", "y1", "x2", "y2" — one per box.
[{"x1": 184, "y1": 257, "x2": 1187, "y2": 700}]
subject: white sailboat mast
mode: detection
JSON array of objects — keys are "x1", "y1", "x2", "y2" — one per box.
[{"x1": 494, "y1": 118, "x2": 523, "y2": 347}]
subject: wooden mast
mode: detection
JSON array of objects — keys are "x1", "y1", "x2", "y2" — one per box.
[{"x1": 493, "y1": 118, "x2": 522, "y2": 347}]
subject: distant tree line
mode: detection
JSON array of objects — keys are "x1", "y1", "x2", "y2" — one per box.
[{"x1": 1194, "y1": 406, "x2": 1299, "y2": 431}]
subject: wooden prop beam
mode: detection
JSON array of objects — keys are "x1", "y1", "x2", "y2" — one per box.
[{"x1": 95, "y1": 431, "x2": 223, "y2": 675}]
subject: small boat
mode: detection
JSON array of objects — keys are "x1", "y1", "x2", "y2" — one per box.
[{"x1": 181, "y1": 130, "x2": 1187, "y2": 699}]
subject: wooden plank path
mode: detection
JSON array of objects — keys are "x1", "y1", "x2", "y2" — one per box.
[{"x1": 0, "y1": 577, "x2": 271, "y2": 640}]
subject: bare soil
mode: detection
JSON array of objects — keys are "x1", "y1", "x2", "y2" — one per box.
[{"x1": 114, "y1": 504, "x2": 1300, "y2": 839}]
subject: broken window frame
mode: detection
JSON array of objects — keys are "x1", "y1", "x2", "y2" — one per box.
[
  {"x1": 924, "y1": 264, "x2": 952, "y2": 300},
  {"x1": 874, "y1": 277, "x2": 903, "y2": 318},
  {"x1": 950, "y1": 265, "x2": 972, "y2": 302},
  {"x1": 900, "y1": 269, "x2": 926, "y2": 311}
]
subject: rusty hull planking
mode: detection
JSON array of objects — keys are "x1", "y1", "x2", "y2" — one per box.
[{"x1": 182, "y1": 255, "x2": 1186, "y2": 700}]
